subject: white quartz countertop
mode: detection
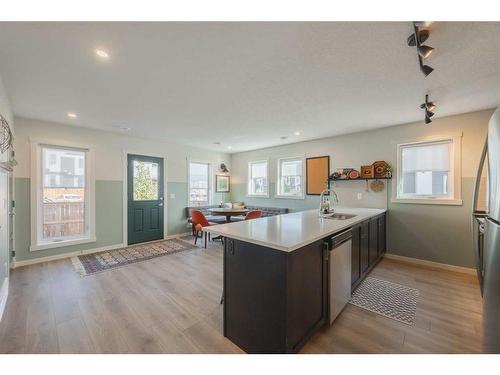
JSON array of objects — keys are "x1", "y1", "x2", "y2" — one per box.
[{"x1": 203, "y1": 207, "x2": 387, "y2": 252}]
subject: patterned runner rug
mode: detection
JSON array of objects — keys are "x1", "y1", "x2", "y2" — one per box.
[
  {"x1": 349, "y1": 277, "x2": 419, "y2": 325},
  {"x1": 71, "y1": 238, "x2": 196, "y2": 276}
]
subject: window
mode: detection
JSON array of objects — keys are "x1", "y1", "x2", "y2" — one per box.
[
  {"x1": 395, "y1": 136, "x2": 462, "y2": 205},
  {"x1": 248, "y1": 160, "x2": 268, "y2": 196},
  {"x1": 31, "y1": 143, "x2": 95, "y2": 251},
  {"x1": 189, "y1": 162, "x2": 210, "y2": 206},
  {"x1": 133, "y1": 160, "x2": 159, "y2": 201},
  {"x1": 277, "y1": 157, "x2": 304, "y2": 198}
]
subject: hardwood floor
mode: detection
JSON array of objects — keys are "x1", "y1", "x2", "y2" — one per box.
[{"x1": 0, "y1": 237, "x2": 483, "y2": 354}]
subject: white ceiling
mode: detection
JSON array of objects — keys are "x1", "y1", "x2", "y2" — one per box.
[{"x1": 1, "y1": 22, "x2": 500, "y2": 153}]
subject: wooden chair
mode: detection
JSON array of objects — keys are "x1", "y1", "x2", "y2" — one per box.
[
  {"x1": 191, "y1": 210, "x2": 216, "y2": 248},
  {"x1": 244, "y1": 210, "x2": 262, "y2": 220}
]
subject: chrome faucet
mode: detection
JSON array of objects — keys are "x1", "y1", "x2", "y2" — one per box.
[{"x1": 319, "y1": 188, "x2": 339, "y2": 218}]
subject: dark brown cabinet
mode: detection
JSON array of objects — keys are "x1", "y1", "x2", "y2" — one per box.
[
  {"x1": 369, "y1": 218, "x2": 378, "y2": 266},
  {"x1": 378, "y1": 214, "x2": 386, "y2": 255},
  {"x1": 360, "y1": 221, "x2": 370, "y2": 274},
  {"x1": 351, "y1": 225, "x2": 361, "y2": 285},
  {"x1": 351, "y1": 213, "x2": 386, "y2": 289},
  {"x1": 224, "y1": 238, "x2": 327, "y2": 353}
]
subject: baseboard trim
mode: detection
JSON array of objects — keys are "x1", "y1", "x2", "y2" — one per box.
[
  {"x1": 384, "y1": 253, "x2": 476, "y2": 275},
  {"x1": 0, "y1": 278, "x2": 9, "y2": 322},
  {"x1": 11, "y1": 232, "x2": 192, "y2": 269}
]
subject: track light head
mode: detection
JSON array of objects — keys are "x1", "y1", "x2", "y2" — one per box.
[
  {"x1": 407, "y1": 30, "x2": 429, "y2": 47},
  {"x1": 417, "y1": 29, "x2": 429, "y2": 44},
  {"x1": 407, "y1": 33, "x2": 416, "y2": 47},
  {"x1": 422, "y1": 94, "x2": 436, "y2": 124},
  {"x1": 418, "y1": 45, "x2": 434, "y2": 59},
  {"x1": 420, "y1": 64, "x2": 434, "y2": 76}
]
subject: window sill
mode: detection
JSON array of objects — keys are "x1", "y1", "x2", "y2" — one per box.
[
  {"x1": 247, "y1": 194, "x2": 270, "y2": 198},
  {"x1": 391, "y1": 198, "x2": 463, "y2": 206},
  {"x1": 30, "y1": 237, "x2": 97, "y2": 252},
  {"x1": 275, "y1": 195, "x2": 306, "y2": 200}
]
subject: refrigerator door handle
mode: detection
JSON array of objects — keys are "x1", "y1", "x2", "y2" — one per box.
[
  {"x1": 473, "y1": 138, "x2": 488, "y2": 215},
  {"x1": 471, "y1": 139, "x2": 488, "y2": 291}
]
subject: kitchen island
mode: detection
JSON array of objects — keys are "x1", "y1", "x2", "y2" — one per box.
[{"x1": 204, "y1": 207, "x2": 387, "y2": 353}]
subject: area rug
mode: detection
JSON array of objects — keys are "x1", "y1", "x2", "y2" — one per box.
[
  {"x1": 71, "y1": 238, "x2": 196, "y2": 276},
  {"x1": 349, "y1": 277, "x2": 419, "y2": 325}
]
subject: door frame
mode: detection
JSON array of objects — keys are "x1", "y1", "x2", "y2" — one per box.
[{"x1": 122, "y1": 150, "x2": 168, "y2": 246}]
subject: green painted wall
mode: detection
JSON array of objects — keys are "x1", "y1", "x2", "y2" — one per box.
[
  {"x1": 387, "y1": 178, "x2": 476, "y2": 268},
  {"x1": 15, "y1": 178, "x2": 231, "y2": 262},
  {"x1": 14, "y1": 178, "x2": 123, "y2": 261}
]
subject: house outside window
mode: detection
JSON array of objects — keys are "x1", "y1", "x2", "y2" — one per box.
[
  {"x1": 248, "y1": 160, "x2": 269, "y2": 197},
  {"x1": 31, "y1": 143, "x2": 95, "y2": 251}
]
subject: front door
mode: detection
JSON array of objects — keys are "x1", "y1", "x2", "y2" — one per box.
[{"x1": 127, "y1": 154, "x2": 164, "y2": 245}]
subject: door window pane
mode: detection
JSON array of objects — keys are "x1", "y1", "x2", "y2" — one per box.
[
  {"x1": 42, "y1": 147, "x2": 86, "y2": 240},
  {"x1": 133, "y1": 160, "x2": 159, "y2": 201},
  {"x1": 189, "y1": 162, "x2": 210, "y2": 206}
]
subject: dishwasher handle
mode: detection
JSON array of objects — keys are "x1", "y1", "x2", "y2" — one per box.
[{"x1": 331, "y1": 228, "x2": 352, "y2": 249}]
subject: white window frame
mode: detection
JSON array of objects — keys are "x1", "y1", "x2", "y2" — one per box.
[
  {"x1": 276, "y1": 156, "x2": 305, "y2": 199},
  {"x1": 247, "y1": 160, "x2": 269, "y2": 197},
  {"x1": 392, "y1": 134, "x2": 462, "y2": 205},
  {"x1": 187, "y1": 160, "x2": 212, "y2": 206},
  {"x1": 30, "y1": 140, "x2": 96, "y2": 251}
]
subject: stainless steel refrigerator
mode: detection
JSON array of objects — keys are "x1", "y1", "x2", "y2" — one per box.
[{"x1": 473, "y1": 107, "x2": 500, "y2": 353}]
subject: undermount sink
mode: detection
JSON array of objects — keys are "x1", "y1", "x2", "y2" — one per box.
[{"x1": 323, "y1": 213, "x2": 357, "y2": 220}]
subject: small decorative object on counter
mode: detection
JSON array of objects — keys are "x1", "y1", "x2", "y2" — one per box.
[
  {"x1": 370, "y1": 180, "x2": 385, "y2": 192},
  {"x1": 361, "y1": 165, "x2": 374, "y2": 178},
  {"x1": 372, "y1": 161, "x2": 389, "y2": 178}
]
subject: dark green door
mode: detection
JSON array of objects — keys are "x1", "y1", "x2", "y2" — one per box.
[{"x1": 127, "y1": 154, "x2": 164, "y2": 245}]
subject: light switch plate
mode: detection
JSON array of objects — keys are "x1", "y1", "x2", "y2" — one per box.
[{"x1": 357, "y1": 193, "x2": 363, "y2": 200}]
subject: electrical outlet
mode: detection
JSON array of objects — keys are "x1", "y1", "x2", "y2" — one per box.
[{"x1": 357, "y1": 193, "x2": 363, "y2": 200}]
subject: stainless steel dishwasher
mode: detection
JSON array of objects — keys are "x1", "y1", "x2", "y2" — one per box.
[{"x1": 327, "y1": 228, "x2": 352, "y2": 324}]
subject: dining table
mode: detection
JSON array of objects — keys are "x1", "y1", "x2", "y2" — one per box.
[{"x1": 208, "y1": 207, "x2": 249, "y2": 223}]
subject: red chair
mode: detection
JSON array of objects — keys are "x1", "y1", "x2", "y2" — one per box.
[
  {"x1": 191, "y1": 210, "x2": 216, "y2": 248},
  {"x1": 245, "y1": 210, "x2": 262, "y2": 220}
]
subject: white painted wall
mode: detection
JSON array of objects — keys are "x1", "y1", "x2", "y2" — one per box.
[
  {"x1": 14, "y1": 117, "x2": 230, "y2": 182},
  {"x1": 0, "y1": 73, "x2": 13, "y2": 320}
]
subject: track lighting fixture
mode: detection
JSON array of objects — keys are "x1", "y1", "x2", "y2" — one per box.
[
  {"x1": 421, "y1": 94, "x2": 436, "y2": 124},
  {"x1": 420, "y1": 63, "x2": 434, "y2": 77},
  {"x1": 407, "y1": 22, "x2": 435, "y2": 76}
]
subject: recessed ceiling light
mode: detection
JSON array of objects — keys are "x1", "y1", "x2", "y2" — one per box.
[
  {"x1": 227, "y1": 146, "x2": 233, "y2": 150},
  {"x1": 67, "y1": 112, "x2": 77, "y2": 118},
  {"x1": 280, "y1": 136, "x2": 288, "y2": 140},
  {"x1": 213, "y1": 142, "x2": 221, "y2": 145},
  {"x1": 95, "y1": 49, "x2": 110, "y2": 59},
  {"x1": 294, "y1": 131, "x2": 301, "y2": 136}
]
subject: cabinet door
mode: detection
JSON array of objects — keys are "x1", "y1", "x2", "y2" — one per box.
[
  {"x1": 351, "y1": 225, "x2": 361, "y2": 285},
  {"x1": 378, "y1": 214, "x2": 386, "y2": 256},
  {"x1": 360, "y1": 222, "x2": 369, "y2": 274},
  {"x1": 369, "y1": 218, "x2": 378, "y2": 265}
]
